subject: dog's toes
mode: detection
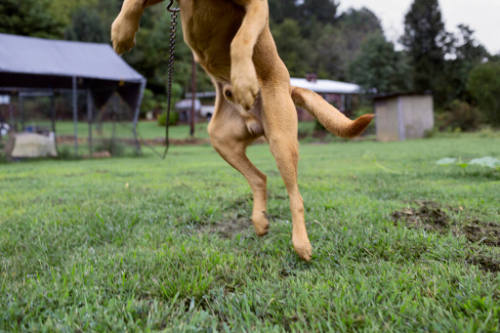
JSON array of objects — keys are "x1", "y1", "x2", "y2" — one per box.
[
  {"x1": 111, "y1": 18, "x2": 137, "y2": 54},
  {"x1": 235, "y1": 88, "x2": 257, "y2": 110},
  {"x1": 252, "y1": 212, "x2": 269, "y2": 236},
  {"x1": 231, "y1": 69, "x2": 260, "y2": 110},
  {"x1": 113, "y1": 37, "x2": 135, "y2": 54},
  {"x1": 293, "y1": 236, "x2": 312, "y2": 262}
]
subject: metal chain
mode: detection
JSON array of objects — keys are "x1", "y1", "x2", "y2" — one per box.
[{"x1": 163, "y1": 0, "x2": 180, "y2": 159}]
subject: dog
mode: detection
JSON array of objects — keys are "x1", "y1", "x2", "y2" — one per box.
[{"x1": 112, "y1": 0, "x2": 374, "y2": 261}]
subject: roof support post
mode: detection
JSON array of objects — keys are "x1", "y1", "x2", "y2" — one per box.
[
  {"x1": 19, "y1": 94, "x2": 25, "y2": 131},
  {"x1": 50, "y1": 90, "x2": 56, "y2": 133},
  {"x1": 190, "y1": 57, "x2": 196, "y2": 137},
  {"x1": 87, "y1": 89, "x2": 93, "y2": 157},
  {"x1": 72, "y1": 77, "x2": 78, "y2": 156},
  {"x1": 50, "y1": 89, "x2": 57, "y2": 151},
  {"x1": 9, "y1": 93, "x2": 16, "y2": 132},
  {"x1": 132, "y1": 80, "x2": 146, "y2": 155}
]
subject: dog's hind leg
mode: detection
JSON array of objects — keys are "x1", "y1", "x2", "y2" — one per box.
[
  {"x1": 208, "y1": 84, "x2": 269, "y2": 236},
  {"x1": 260, "y1": 83, "x2": 312, "y2": 261}
]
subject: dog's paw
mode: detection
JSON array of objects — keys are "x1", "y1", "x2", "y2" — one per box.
[
  {"x1": 252, "y1": 211, "x2": 269, "y2": 236},
  {"x1": 111, "y1": 17, "x2": 137, "y2": 54},
  {"x1": 293, "y1": 234, "x2": 312, "y2": 262},
  {"x1": 231, "y1": 63, "x2": 259, "y2": 110}
]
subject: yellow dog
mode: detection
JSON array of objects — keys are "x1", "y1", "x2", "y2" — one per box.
[{"x1": 112, "y1": 0, "x2": 373, "y2": 261}]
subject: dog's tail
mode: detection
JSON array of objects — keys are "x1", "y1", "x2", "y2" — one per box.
[{"x1": 291, "y1": 86, "x2": 374, "y2": 138}]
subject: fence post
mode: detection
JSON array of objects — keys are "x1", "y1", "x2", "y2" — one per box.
[
  {"x1": 87, "y1": 89, "x2": 93, "y2": 157},
  {"x1": 72, "y1": 77, "x2": 78, "y2": 156}
]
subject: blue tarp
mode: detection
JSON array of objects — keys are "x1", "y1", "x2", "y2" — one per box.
[{"x1": 0, "y1": 33, "x2": 145, "y2": 109}]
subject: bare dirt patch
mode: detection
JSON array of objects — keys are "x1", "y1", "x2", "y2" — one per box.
[
  {"x1": 201, "y1": 217, "x2": 251, "y2": 239},
  {"x1": 392, "y1": 201, "x2": 500, "y2": 272},
  {"x1": 463, "y1": 221, "x2": 500, "y2": 247},
  {"x1": 467, "y1": 254, "x2": 500, "y2": 273},
  {"x1": 391, "y1": 201, "x2": 453, "y2": 233}
]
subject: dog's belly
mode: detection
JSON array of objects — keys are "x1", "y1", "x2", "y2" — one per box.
[{"x1": 179, "y1": 0, "x2": 244, "y2": 82}]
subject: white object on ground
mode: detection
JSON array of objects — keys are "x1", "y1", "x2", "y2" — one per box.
[
  {"x1": 436, "y1": 158, "x2": 457, "y2": 165},
  {"x1": 11, "y1": 132, "x2": 57, "y2": 158},
  {"x1": 469, "y1": 156, "x2": 500, "y2": 169}
]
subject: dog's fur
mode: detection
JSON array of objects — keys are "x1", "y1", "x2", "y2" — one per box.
[{"x1": 112, "y1": 0, "x2": 374, "y2": 261}]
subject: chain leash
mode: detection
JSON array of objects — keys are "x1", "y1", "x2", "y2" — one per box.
[{"x1": 163, "y1": 0, "x2": 180, "y2": 159}]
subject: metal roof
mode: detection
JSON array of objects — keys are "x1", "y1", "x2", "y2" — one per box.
[
  {"x1": 290, "y1": 78, "x2": 361, "y2": 94},
  {"x1": 0, "y1": 33, "x2": 144, "y2": 83}
]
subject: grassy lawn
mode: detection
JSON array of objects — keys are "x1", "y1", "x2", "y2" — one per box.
[
  {"x1": 40, "y1": 120, "x2": 210, "y2": 140},
  {"x1": 41, "y1": 120, "x2": 318, "y2": 141},
  {"x1": 1, "y1": 134, "x2": 499, "y2": 331}
]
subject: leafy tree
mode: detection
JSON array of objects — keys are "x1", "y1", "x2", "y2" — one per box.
[
  {"x1": 299, "y1": 0, "x2": 339, "y2": 24},
  {"x1": 334, "y1": 7, "x2": 383, "y2": 80},
  {"x1": 272, "y1": 19, "x2": 312, "y2": 77},
  {"x1": 441, "y1": 24, "x2": 489, "y2": 104},
  {"x1": 269, "y1": 0, "x2": 300, "y2": 24},
  {"x1": 48, "y1": 0, "x2": 98, "y2": 25},
  {"x1": 467, "y1": 61, "x2": 500, "y2": 126},
  {"x1": 401, "y1": 0, "x2": 447, "y2": 101},
  {"x1": 311, "y1": 24, "x2": 345, "y2": 79},
  {"x1": 0, "y1": 0, "x2": 64, "y2": 38},
  {"x1": 337, "y1": 7, "x2": 382, "y2": 43},
  {"x1": 65, "y1": 7, "x2": 107, "y2": 43},
  {"x1": 349, "y1": 34, "x2": 411, "y2": 94}
]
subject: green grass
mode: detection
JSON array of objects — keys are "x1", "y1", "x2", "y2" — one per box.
[
  {"x1": 39, "y1": 120, "x2": 319, "y2": 141},
  {"x1": 1, "y1": 134, "x2": 499, "y2": 331},
  {"x1": 37, "y1": 120, "x2": 210, "y2": 140}
]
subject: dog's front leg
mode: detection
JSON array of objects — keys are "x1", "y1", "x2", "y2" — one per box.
[
  {"x1": 230, "y1": 0, "x2": 268, "y2": 110},
  {"x1": 111, "y1": 0, "x2": 164, "y2": 54}
]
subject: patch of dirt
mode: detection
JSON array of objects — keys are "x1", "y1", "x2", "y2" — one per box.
[
  {"x1": 391, "y1": 201, "x2": 452, "y2": 233},
  {"x1": 467, "y1": 254, "x2": 500, "y2": 273},
  {"x1": 463, "y1": 221, "x2": 500, "y2": 247},
  {"x1": 201, "y1": 217, "x2": 251, "y2": 239},
  {"x1": 392, "y1": 200, "x2": 500, "y2": 273}
]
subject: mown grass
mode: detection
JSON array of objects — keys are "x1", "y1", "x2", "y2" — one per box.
[
  {"x1": 1, "y1": 134, "x2": 499, "y2": 331},
  {"x1": 49, "y1": 121, "x2": 211, "y2": 140},
  {"x1": 40, "y1": 120, "x2": 318, "y2": 141}
]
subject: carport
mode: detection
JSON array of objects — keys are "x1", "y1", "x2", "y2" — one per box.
[{"x1": 0, "y1": 33, "x2": 146, "y2": 155}]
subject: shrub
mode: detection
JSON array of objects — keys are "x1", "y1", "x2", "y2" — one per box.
[
  {"x1": 437, "y1": 100, "x2": 482, "y2": 132},
  {"x1": 157, "y1": 111, "x2": 179, "y2": 127},
  {"x1": 467, "y1": 61, "x2": 500, "y2": 126},
  {"x1": 95, "y1": 139, "x2": 126, "y2": 157}
]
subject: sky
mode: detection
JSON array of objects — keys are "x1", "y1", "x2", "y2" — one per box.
[{"x1": 338, "y1": 0, "x2": 500, "y2": 54}]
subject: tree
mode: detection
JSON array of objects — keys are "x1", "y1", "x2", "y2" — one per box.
[
  {"x1": 48, "y1": 0, "x2": 98, "y2": 25},
  {"x1": 400, "y1": 0, "x2": 447, "y2": 101},
  {"x1": 0, "y1": 0, "x2": 64, "y2": 38},
  {"x1": 467, "y1": 61, "x2": 500, "y2": 126},
  {"x1": 311, "y1": 24, "x2": 345, "y2": 79},
  {"x1": 269, "y1": 0, "x2": 300, "y2": 24},
  {"x1": 271, "y1": 19, "x2": 312, "y2": 77},
  {"x1": 441, "y1": 24, "x2": 489, "y2": 103},
  {"x1": 335, "y1": 7, "x2": 384, "y2": 80},
  {"x1": 349, "y1": 34, "x2": 411, "y2": 94},
  {"x1": 299, "y1": 0, "x2": 339, "y2": 24},
  {"x1": 65, "y1": 7, "x2": 107, "y2": 43}
]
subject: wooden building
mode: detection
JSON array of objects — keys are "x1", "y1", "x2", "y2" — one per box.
[{"x1": 374, "y1": 94, "x2": 434, "y2": 142}]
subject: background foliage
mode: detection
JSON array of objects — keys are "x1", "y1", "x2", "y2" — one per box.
[{"x1": 0, "y1": 0, "x2": 498, "y2": 126}]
